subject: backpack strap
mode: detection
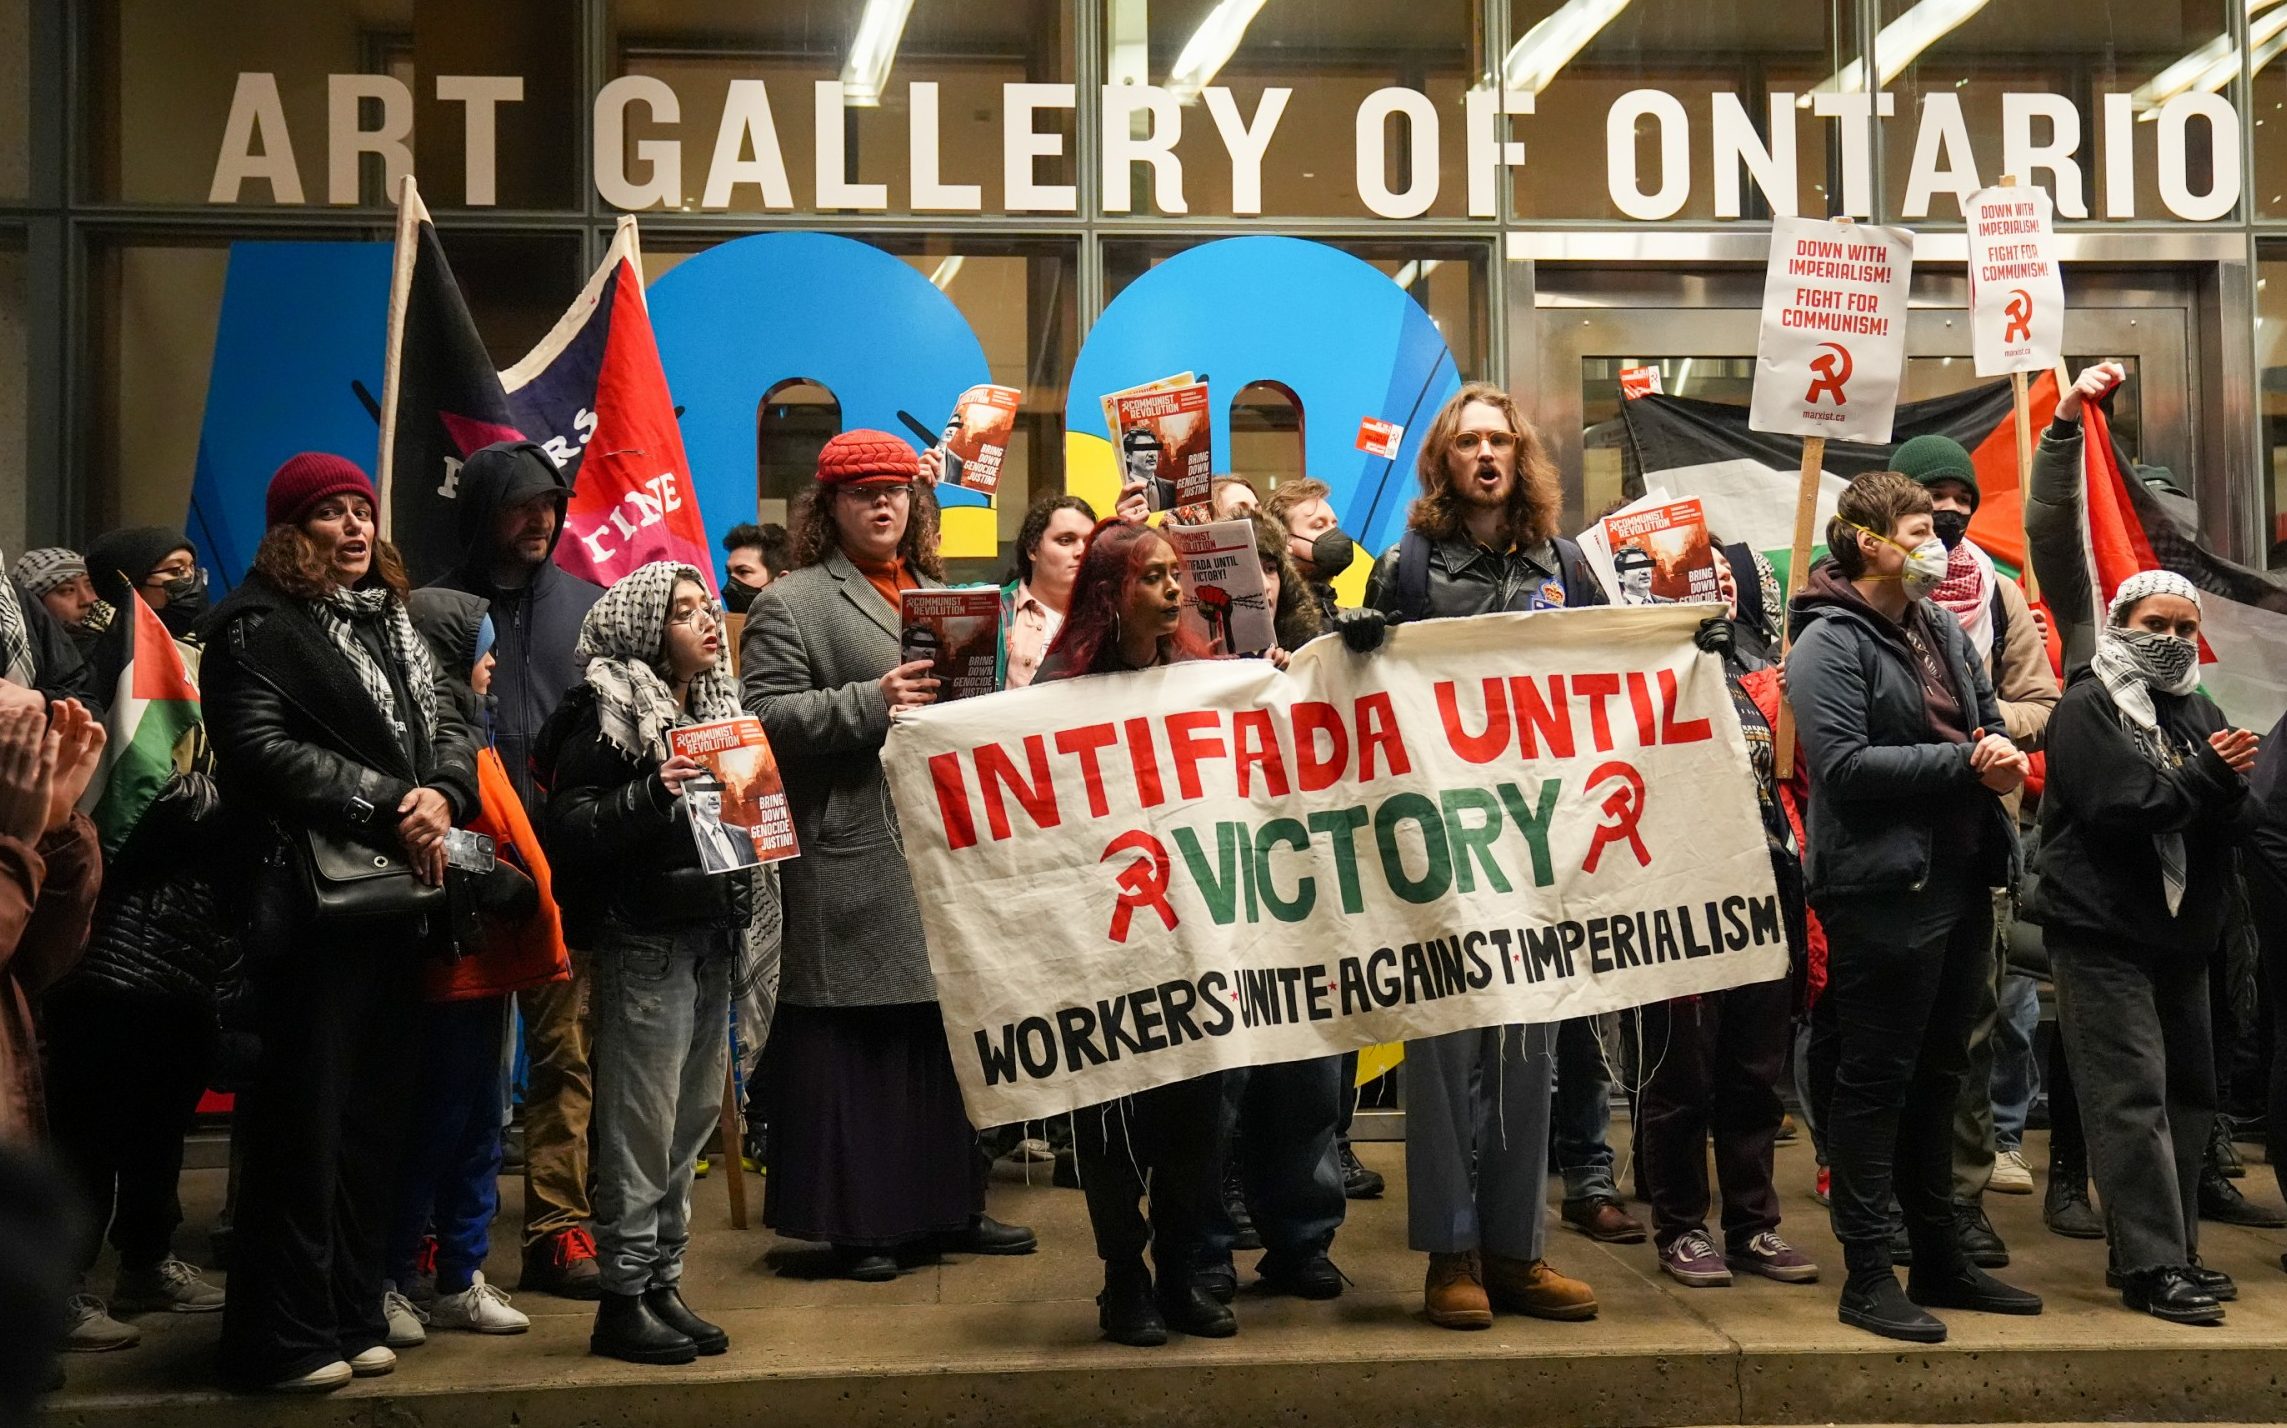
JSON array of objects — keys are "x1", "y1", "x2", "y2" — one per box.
[
  {"x1": 1724, "y1": 542, "x2": 1768, "y2": 634},
  {"x1": 1990, "y1": 582, "x2": 2010, "y2": 656},
  {"x1": 1397, "y1": 528, "x2": 1432, "y2": 622},
  {"x1": 1553, "y1": 536, "x2": 1607, "y2": 606}
]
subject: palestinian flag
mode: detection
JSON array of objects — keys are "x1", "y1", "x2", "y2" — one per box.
[
  {"x1": 1620, "y1": 375, "x2": 2287, "y2": 729},
  {"x1": 79, "y1": 590, "x2": 202, "y2": 854},
  {"x1": 376, "y1": 174, "x2": 524, "y2": 587}
]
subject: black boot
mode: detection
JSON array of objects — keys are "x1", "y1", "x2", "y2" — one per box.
[
  {"x1": 2198, "y1": 1164, "x2": 2287, "y2": 1227},
  {"x1": 1097, "y1": 1260, "x2": 1166, "y2": 1347},
  {"x1": 1158, "y1": 1277, "x2": 1238, "y2": 1338},
  {"x1": 2119, "y1": 1266, "x2": 2225, "y2": 1325},
  {"x1": 1838, "y1": 1242, "x2": 1945, "y2": 1344},
  {"x1": 1223, "y1": 1164, "x2": 1261, "y2": 1251},
  {"x1": 2106, "y1": 1254, "x2": 2236, "y2": 1303},
  {"x1": 2043, "y1": 1154, "x2": 2104, "y2": 1239},
  {"x1": 642, "y1": 1285, "x2": 727, "y2": 1355},
  {"x1": 1906, "y1": 1254, "x2": 2044, "y2": 1316},
  {"x1": 590, "y1": 1291, "x2": 698, "y2": 1365},
  {"x1": 2209, "y1": 1116, "x2": 2246, "y2": 1179},
  {"x1": 941, "y1": 1214, "x2": 1038, "y2": 1256},
  {"x1": 1953, "y1": 1201, "x2": 2010, "y2": 1267}
]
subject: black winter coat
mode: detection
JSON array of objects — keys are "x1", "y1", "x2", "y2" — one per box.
[
  {"x1": 65, "y1": 771, "x2": 245, "y2": 1022},
  {"x1": 1785, "y1": 560, "x2": 2018, "y2": 899},
  {"x1": 533, "y1": 684, "x2": 754, "y2": 947},
  {"x1": 197, "y1": 575, "x2": 479, "y2": 936},
  {"x1": 2031, "y1": 670, "x2": 2252, "y2": 957},
  {"x1": 430, "y1": 441, "x2": 602, "y2": 825}
]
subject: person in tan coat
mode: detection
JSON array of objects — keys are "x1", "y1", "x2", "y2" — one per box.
[
  {"x1": 0, "y1": 687, "x2": 106, "y2": 1146},
  {"x1": 1889, "y1": 434, "x2": 2061, "y2": 1266}
]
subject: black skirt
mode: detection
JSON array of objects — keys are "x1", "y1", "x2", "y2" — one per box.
[{"x1": 762, "y1": 1001, "x2": 982, "y2": 1247}]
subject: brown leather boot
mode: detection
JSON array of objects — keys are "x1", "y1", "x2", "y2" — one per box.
[
  {"x1": 1484, "y1": 1256, "x2": 1598, "y2": 1320},
  {"x1": 1423, "y1": 1251, "x2": 1493, "y2": 1330}
]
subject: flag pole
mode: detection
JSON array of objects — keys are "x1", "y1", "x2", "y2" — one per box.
[
  {"x1": 374, "y1": 173, "x2": 425, "y2": 543},
  {"x1": 1775, "y1": 434, "x2": 1824, "y2": 780}
]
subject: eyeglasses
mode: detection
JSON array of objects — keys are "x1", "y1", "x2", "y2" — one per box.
[
  {"x1": 1451, "y1": 432, "x2": 1518, "y2": 455},
  {"x1": 667, "y1": 605, "x2": 723, "y2": 630},
  {"x1": 842, "y1": 483, "x2": 915, "y2": 506},
  {"x1": 143, "y1": 562, "x2": 206, "y2": 587}
]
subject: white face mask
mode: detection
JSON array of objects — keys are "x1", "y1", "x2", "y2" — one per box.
[{"x1": 1898, "y1": 538, "x2": 1950, "y2": 600}]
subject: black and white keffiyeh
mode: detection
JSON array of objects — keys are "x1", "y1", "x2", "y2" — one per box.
[
  {"x1": 574, "y1": 561, "x2": 740, "y2": 765},
  {"x1": 2090, "y1": 568, "x2": 2205, "y2": 916},
  {"x1": 310, "y1": 584, "x2": 441, "y2": 741},
  {"x1": 0, "y1": 559, "x2": 32, "y2": 689}
]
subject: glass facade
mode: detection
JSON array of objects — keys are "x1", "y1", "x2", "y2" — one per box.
[{"x1": 5, "y1": 0, "x2": 2283, "y2": 573}]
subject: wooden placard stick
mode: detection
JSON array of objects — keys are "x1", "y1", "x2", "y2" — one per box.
[
  {"x1": 1994, "y1": 175, "x2": 2043, "y2": 604},
  {"x1": 719, "y1": 1051, "x2": 748, "y2": 1229},
  {"x1": 1774, "y1": 433, "x2": 1826, "y2": 780}
]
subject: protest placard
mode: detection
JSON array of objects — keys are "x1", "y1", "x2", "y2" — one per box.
[
  {"x1": 882, "y1": 605, "x2": 1785, "y2": 1123},
  {"x1": 1749, "y1": 215, "x2": 1915, "y2": 445},
  {"x1": 1965, "y1": 183, "x2": 2063, "y2": 379}
]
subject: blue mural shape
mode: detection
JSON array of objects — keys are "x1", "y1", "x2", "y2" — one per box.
[
  {"x1": 646, "y1": 231, "x2": 993, "y2": 559},
  {"x1": 189, "y1": 243, "x2": 392, "y2": 586},
  {"x1": 1065, "y1": 236, "x2": 1462, "y2": 555}
]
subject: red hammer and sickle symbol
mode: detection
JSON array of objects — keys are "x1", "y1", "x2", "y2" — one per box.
[
  {"x1": 1101, "y1": 830, "x2": 1177, "y2": 943},
  {"x1": 1804, "y1": 342, "x2": 1853, "y2": 407},
  {"x1": 2003, "y1": 290, "x2": 2033, "y2": 344},
  {"x1": 1582, "y1": 761, "x2": 1652, "y2": 874}
]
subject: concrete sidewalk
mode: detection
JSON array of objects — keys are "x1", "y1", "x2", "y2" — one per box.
[{"x1": 44, "y1": 1127, "x2": 2287, "y2": 1427}]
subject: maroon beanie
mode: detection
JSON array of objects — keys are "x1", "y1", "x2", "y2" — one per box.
[
  {"x1": 266, "y1": 452, "x2": 377, "y2": 528},
  {"x1": 815, "y1": 430, "x2": 919, "y2": 488}
]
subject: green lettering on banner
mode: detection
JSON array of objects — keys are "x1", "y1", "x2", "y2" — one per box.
[
  {"x1": 1172, "y1": 823, "x2": 1241, "y2": 924},
  {"x1": 1440, "y1": 786, "x2": 1512, "y2": 894},
  {"x1": 1307, "y1": 805, "x2": 1371, "y2": 913},
  {"x1": 1374, "y1": 792, "x2": 1452, "y2": 904},
  {"x1": 1495, "y1": 779, "x2": 1560, "y2": 886},
  {"x1": 1253, "y1": 818, "x2": 1316, "y2": 921}
]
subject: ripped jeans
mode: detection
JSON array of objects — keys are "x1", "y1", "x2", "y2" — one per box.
[{"x1": 590, "y1": 923, "x2": 734, "y2": 1298}]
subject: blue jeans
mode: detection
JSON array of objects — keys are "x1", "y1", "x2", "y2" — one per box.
[
  {"x1": 389, "y1": 997, "x2": 509, "y2": 1292},
  {"x1": 1991, "y1": 973, "x2": 2041, "y2": 1151},
  {"x1": 1202, "y1": 1055, "x2": 1347, "y2": 1271},
  {"x1": 1405, "y1": 1023, "x2": 1555, "y2": 1259},
  {"x1": 591, "y1": 924, "x2": 733, "y2": 1297},
  {"x1": 1553, "y1": 1015, "x2": 1618, "y2": 1202}
]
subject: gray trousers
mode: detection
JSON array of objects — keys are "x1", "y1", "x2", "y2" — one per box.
[
  {"x1": 2052, "y1": 931, "x2": 2215, "y2": 1273},
  {"x1": 1403, "y1": 1023, "x2": 1555, "y2": 1260},
  {"x1": 1950, "y1": 889, "x2": 2012, "y2": 1202},
  {"x1": 591, "y1": 925, "x2": 734, "y2": 1297}
]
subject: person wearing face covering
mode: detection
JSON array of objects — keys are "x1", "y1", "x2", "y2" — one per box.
[
  {"x1": 2032, "y1": 570, "x2": 2261, "y2": 1324},
  {"x1": 1890, "y1": 435, "x2": 2061, "y2": 1264},
  {"x1": 1262, "y1": 479, "x2": 1362, "y2": 629},
  {"x1": 84, "y1": 528, "x2": 206, "y2": 649},
  {"x1": 1787, "y1": 471, "x2": 2040, "y2": 1345}
]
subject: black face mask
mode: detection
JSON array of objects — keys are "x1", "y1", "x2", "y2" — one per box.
[
  {"x1": 1931, "y1": 509, "x2": 1972, "y2": 552},
  {"x1": 723, "y1": 578, "x2": 764, "y2": 616},
  {"x1": 1308, "y1": 530, "x2": 1356, "y2": 580},
  {"x1": 155, "y1": 573, "x2": 207, "y2": 637}
]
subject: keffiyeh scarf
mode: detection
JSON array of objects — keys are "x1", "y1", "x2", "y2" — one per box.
[
  {"x1": 310, "y1": 585, "x2": 441, "y2": 742},
  {"x1": 2089, "y1": 569, "x2": 2205, "y2": 915},
  {"x1": 0, "y1": 553, "x2": 32, "y2": 689},
  {"x1": 574, "y1": 561, "x2": 741, "y2": 765},
  {"x1": 1930, "y1": 538, "x2": 1997, "y2": 660}
]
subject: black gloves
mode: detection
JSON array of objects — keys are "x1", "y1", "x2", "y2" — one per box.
[
  {"x1": 1693, "y1": 615, "x2": 1734, "y2": 657},
  {"x1": 1334, "y1": 606, "x2": 1390, "y2": 654}
]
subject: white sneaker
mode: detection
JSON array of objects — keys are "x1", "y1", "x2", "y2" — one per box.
[
  {"x1": 1991, "y1": 1148, "x2": 2035, "y2": 1195},
  {"x1": 428, "y1": 1272, "x2": 530, "y2": 1334},
  {"x1": 348, "y1": 1344, "x2": 397, "y2": 1377},
  {"x1": 1011, "y1": 1136, "x2": 1057, "y2": 1164},
  {"x1": 381, "y1": 1282, "x2": 429, "y2": 1347},
  {"x1": 63, "y1": 1293, "x2": 141, "y2": 1351},
  {"x1": 267, "y1": 1359, "x2": 351, "y2": 1393},
  {"x1": 113, "y1": 1257, "x2": 226, "y2": 1313}
]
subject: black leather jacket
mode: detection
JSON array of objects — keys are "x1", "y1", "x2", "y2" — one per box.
[
  {"x1": 534, "y1": 684, "x2": 755, "y2": 946},
  {"x1": 197, "y1": 575, "x2": 479, "y2": 899}
]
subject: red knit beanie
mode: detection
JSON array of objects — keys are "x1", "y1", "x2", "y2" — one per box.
[
  {"x1": 266, "y1": 452, "x2": 377, "y2": 528},
  {"x1": 815, "y1": 430, "x2": 919, "y2": 488}
]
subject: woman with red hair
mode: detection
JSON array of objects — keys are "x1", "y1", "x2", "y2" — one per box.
[{"x1": 1033, "y1": 521, "x2": 1227, "y2": 1347}]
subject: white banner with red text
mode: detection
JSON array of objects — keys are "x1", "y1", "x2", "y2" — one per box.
[{"x1": 881, "y1": 605, "x2": 1787, "y2": 1124}]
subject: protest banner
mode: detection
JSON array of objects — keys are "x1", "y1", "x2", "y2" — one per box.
[
  {"x1": 1966, "y1": 176, "x2": 2064, "y2": 600},
  {"x1": 882, "y1": 605, "x2": 1785, "y2": 1124},
  {"x1": 1750, "y1": 214, "x2": 1915, "y2": 775}
]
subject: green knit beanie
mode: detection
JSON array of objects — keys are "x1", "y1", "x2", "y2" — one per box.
[{"x1": 1889, "y1": 433, "x2": 1979, "y2": 509}]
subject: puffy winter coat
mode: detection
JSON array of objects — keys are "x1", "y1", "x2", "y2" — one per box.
[{"x1": 66, "y1": 771, "x2": 244, "y2": 1020}]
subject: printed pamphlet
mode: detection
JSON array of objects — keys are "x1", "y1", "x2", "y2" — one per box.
[
  {"x1": 1599, "y1": 497, "x2": 1722, "y2": 606},
  {"x1": 1166, "y1": 518, "x2": 1275, "y2": 657},
  {"x1": 901, "y1": 585, "x2": 1006, "y2": 701},
  {"x1": 667, "y1": 716, "x2": 800, "y2": 871}
]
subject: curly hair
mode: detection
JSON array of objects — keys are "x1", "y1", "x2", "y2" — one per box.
[
  {"x1": 1251, "y1": 512, "x2": 1322, "y2": 650},
  {"x1": 1007, "y1": 493, "x2": 1097, "y2": 585},
  {"x1": 789, "y1": 481, "x2": 945, "y2": 580},
  {"x1": 1046, "y1": 520, "x2": 1209, "y2": 676},
  {"x1": 1408, "y1": 381, "x2": 1563, "y2": 548},
  {"x1": 247, "y1": 523, "x2": 411, "y2": 603}
]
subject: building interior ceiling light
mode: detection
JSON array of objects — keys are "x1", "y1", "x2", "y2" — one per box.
[
  {"x1": 1479, "y1": 0, "x2": 1633, "y2": 96},
  {"x1": 841, "y1": 0, "x2": 918, "y2": 107},
  {"x1": 1799, "y1": 0, "x2": 1989, "y2": 106},
  {"x1": 1168, "y1": 0, "x2": 1270, "y2": 103},
  {"x1": 2130, "y1": 0, "x2": 2287, "y2": 119}
]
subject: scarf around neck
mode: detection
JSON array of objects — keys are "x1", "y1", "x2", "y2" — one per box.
[
  {"x1": 310, "y1": 584, "x2": 440, "y2": 744},
  {"x1": 1930, "y1": 538, "x2": 1996, "y2": 660},
  {"x1": 2090, "y1": 615, "x2": 2204, "y2": 916}
]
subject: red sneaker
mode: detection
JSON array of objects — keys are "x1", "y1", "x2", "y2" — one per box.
[
  {"x1": 521, "y1": 1226, "x2": 601, "y2": 1300},
  {"x1": 1814, "y1": 1167, "x2": 1832, "y2": 1207}
]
